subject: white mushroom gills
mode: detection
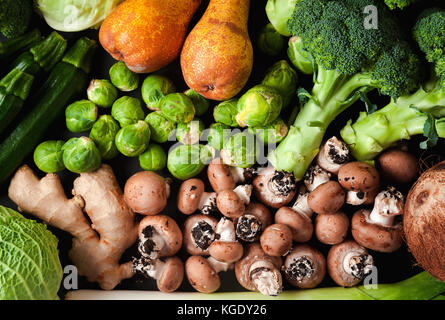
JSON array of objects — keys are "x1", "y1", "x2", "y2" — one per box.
[
  {"x1": 291, "y1": 186, "x2": 313, "y2": 219},
  {"x1": 198, "y1": 192, "x2": 217, "y2": 215},
  {"x1": 249, "y1": 260, "x2": 282, "y2": 296},
  {"x1": 346, "y1": 190, "x2": 368, "y2": 205},
  {"x1": 233, "y1": 184, "x2": 252, "y2": 205},
  {"x1": 133, "y1": 258, "x2": 166, "y2": 280},
  {"x1": 207, "y1": 256, "x2": 232, "y2": 273},
  {"x1": 139, "y1": 228, "x2": 166, "y2": 260},
  {"x1": 215, "y1": 218, "x2": 236, "y2": 242},
  {"x1": 368, "y1": 187, "x2": 404, "y2": 227},
  {"x1": 343, "y1": 251, "x2": 374, "y2": 279},
  {"x1": 230, "y1": 166, "x2": 246, "y2": 184},
  {"x1": 317, "y1": 136, "x2": 350, "y2": 173},
  {"x1": 304, "y1": 165, "x2": 331, "y2": 192}
]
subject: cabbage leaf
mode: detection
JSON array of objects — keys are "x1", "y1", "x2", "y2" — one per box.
[
  {"x1": 35, "y1": 0, "x2": 124, "y2": 32},
  {"x1": 0, "y1": 206, "x2": 62, "y2": 300}
]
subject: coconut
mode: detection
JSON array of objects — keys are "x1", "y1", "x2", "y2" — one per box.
[{"x1": 404, "y1": 161, "x2": 445, "y2": 282}]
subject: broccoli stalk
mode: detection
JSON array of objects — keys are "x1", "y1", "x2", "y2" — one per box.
[
  {"x1": 268, "y1": 0, "x2": 421, "y2": 180},
  {"x1": 341, "y1": 8, "x2": 445, "y2": 161}
]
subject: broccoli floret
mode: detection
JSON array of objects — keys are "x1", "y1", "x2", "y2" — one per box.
[
  {"x1": 0, "y1": 0, "x2": 32, "y2": 38},
  {"x1": 384, "y1": 0, "x2": 416, "y2": 10},
  {"x1": 341, "y1": 8, "x2": 445, "y2": 160},
  {"x1": 268, "y1": 0, "x2": 421, "y2": 180}
]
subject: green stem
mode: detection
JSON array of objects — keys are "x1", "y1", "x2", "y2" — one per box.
[
  {"x1": 341, "y1": 80, "x2": 445, "y2": 161},
  {"x1": 269, "y1": 69, "x2": 374, "y2": 180}
]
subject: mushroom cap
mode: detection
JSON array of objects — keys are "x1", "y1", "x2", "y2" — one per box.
[
  {"x1": 177, "y1": 178, "x2": 205, "y2": 215},
  {"x1": 377, "y1": 149, "x2": 419, "y2": 184},
  {"x1": 253, "y1": 167, "x2": 297, "y2": 208},
  {"x1": 283, "y1": 244, "x2": 326, "y2": 289},
  {"x1": 316, "y1": 136, "x2": 350, "y2": 175},
  {"x1": 216, "y1": 189, "x2": 246, "y2": 219},
  {"x1": 138, "y1": 215, "x2": 183, "y2": 257},
  {"x1": 315, "y1": 211, "x2": 349, "y2": 245},
  {"x1": 260, "y1": 223, "x2": 293, "y2": 257},
  {"x1": 275, "y1": 207, "x2": 313, "y2": 243},
  {"x1": 157, "y1": 256, "x2": 184, "y2": 293},
  {"x1": 244, "y1": 202, "x2": 272, "y2": 228},
  {"x1": 327, "y1": 240, "x2": 372, "y2": 287},
  {"x1": 207, "y1": 157, "x2": 236, "y2": 192},
  {"x1": 209, "y1": 241, "x2": 244, "y2": 263},
  {"x1": 124, "y1": 171, "x2": 168, "y2": 215},
  {"x1": 338, "y1": 162, "x2": 380, "y2": 192},
  {"x1": 235, "y1": 243, "x2": 282, "y2": 292},
  {"x1": 183, "y1": 214, "x2": 219, "y2": 255},
  {"x1": 185, "y1": 255, "x2": 221, "y2": 293},
  {"x1": 351, "y1": 209, "x2": 403, "y2": 253},
  {"x1": 307, "y1": 181, "x2": 345, "y2": 215}
]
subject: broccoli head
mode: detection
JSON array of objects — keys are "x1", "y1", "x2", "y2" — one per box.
[
  {"x1": 269, "y1": 0, "x2": 422, "y2": 179},
  {"x1": 384, "y1": 0, "x2": 417, "y2": 10},
  {"x1": 0, "y1": 0, "x2": 32, "y2": 38},
  {"x1": 341, "y1": 8, "x2": 445, "y2": 160}
]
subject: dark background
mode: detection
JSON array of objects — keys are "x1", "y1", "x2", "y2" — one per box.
[{"x1": 1, "y1": 0, "x2": 445, "y2": 298}]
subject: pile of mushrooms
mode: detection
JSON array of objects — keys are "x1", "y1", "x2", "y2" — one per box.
[{"x1": 122, "y1": 138, "x2": 419, "y2": 295}]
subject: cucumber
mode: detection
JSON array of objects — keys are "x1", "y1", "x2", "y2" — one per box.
[
  {"x1": 0, "y1": 37, "x2": 97, "y2": 183},
  {"x1": 0, "y1": 29, "x2": 41, "y2": 60},
  {"x1": 0, "y1": 32, "x2": 67, "y2": 135}
]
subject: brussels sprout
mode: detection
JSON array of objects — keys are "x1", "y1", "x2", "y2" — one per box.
[
  {"x1": 262, "y1": 60, "x2": 298, "y2": 108},
  {"x1": 109, "y1": 61, "x2": 139, "y2": 92},
  {"x1": 65, "y1": 100, "x2": 98, "y2": 133},
  {"x1": 33, "y1": 140, "x2": 65, "y2": 173},
  {"x1": 248, "y1": 118, "x2": 289, "y2": 144},
  {"x1": 89, "y1": 115, "x2": 120, "y2": 160},
  {"x1": 139, "y1": 143, "x2": 167, "y2": 171},
  {"x1": 111, "y1": 96, "x2": 145, "y2": 127},
  {"x1": 144, "y1": 111, "x2": 176, "y2": 143},
  {"x1": 184, "y1": 89, "x2": 210, "y2": 116},
  {"x1": 207, "y1": 123, "x2": 231, "y2": 150},
  {"x1": 176, "y1": 119, "x2": 205, "y2": 145},
  {"x1": 115, "y1": 120, "x2": 151, "y2": 157},
  {"x1": 236, "y1": 85, "x2": 283, "y2": 127},
  {"x1": 141, "y1": 75, "x2": 176, "y2": 111},
  {"x1": 288, "y1": 36, "x2": 314, "y2": 75},
  {"x1": 167, "y1": 144, "x2": 215, "y2": 180},
  {"x1": 257, "y1": 23, "x2": 286, "y2": 56},
  {"x1": 62, "y1": 137, "x2": 101, "y2": 174},
  {"x1": 160, "y1": 93, "x2": 195, "y2": 124},
  {"x1": 87, "y1": 79, "x2": 118, "y2": 108},
  {"x1": 265, "y1": 0, "x2": 300, "y2": 36},
  {"x1": 213, "y1": 98, "x2": 239, "y2": 127},
  {"x1": 220, "y1": 132, "x2": 258, "y2": 168}
]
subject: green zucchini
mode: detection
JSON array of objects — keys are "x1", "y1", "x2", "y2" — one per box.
[
  {"x1": 0, "y1": 37, "x2": 97, "y2": 183},
  {"x1": 0, "y1": 32, "x2": 67, "y2": 135},
  {"x1": 0, "y1": 29, "x2": 41, "y2": 60}
]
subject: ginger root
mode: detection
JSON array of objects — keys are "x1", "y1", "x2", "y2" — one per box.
[{"x1": 8, "y1": 164, "x2": 137, "y2": 290}]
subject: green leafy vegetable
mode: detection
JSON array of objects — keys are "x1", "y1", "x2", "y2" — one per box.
[{"x1": 0, "y1": 206, "x2": 62, "y2": 300}]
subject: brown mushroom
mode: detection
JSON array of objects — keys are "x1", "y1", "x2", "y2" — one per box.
[
  {"x1": 260, "y1": 223, "x2": 293, "y2": 257},
  {"x1": 303, "y1": 164, "x2": 332, "y2": 192},
  {"x1": 208, "y1": 218, "x2": 244, "y2": 263},
  {"x1": 235, "y1": 243, "x2": 283, "y2": 296},
  {"x1": 138, "y1": 215, "x2": 182, "y2": 259},
  {"x1": 283, "y1": 244, "x2": 326, "y2": 289},
  {"x1": 338, "y1": 161, "x2": 380, "y2": 205},
  {"x1": 133, "y1": 256, "x2": 184, "y2": 293},
  {"x1": 377, "y1": 149, "x2": 419, "y2": 184},
  {"x1": 185, "y1": 255, "x2": 231, "y2": 293},
  {"x1": 124, "y1": 171, "x2": 170, "y2": 215},
  {"x1": 235, "y1": 202, "x2": 272, "y2": 242},
  {"x1": 216, "y1": 185, "x2": 252, "y2": 219},
  {"x1": 316, "y1": 136, "x2": 350, "y2": 174},
  {"x1": 253, "y1": 167, "x2": 297, "y2": 208},
  {"x1": 177, "y1": 178, "x2": 217, "y2": 215},
  {"x1": 327, "y1": 240, "x2": 374, "y2": 287},
  {"x1": 307, "y1": 181, "x2": 345, "y2": 215},
  {"x1": 351, "y1": 186, "x2": 404, "y2": 252},
  {"x1": 183, "y1": 214, "x2": 219, "y2": 255},
  {"x1": 315, "y1": 211, "x2": 349, "y2": 245}
]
